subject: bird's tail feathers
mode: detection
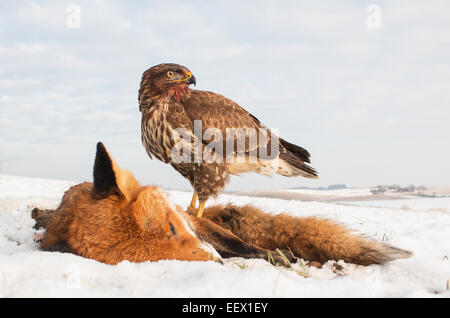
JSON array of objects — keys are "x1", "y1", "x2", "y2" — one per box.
[
  {"x1": 278, "y1": 151, "x2": 318, "y2": 179},
  {"x1": 279, "y1": 138, "x2": 311, "y2": 163}
]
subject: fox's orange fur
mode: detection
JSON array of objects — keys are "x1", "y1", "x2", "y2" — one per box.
[
  {"x1": 38, "y1": 143, "x2": 294, "y2": 265},
  {"x1": 39, "y1": 143, "x2": 222, "y2": 264},
  {"x1": 201, "y1": 204, "x2": 412, "y2": 265},
  {"x1": 34, "y1": 142, "x2": 412, "y2": 266}
]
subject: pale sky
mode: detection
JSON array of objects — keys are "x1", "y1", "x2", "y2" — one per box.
[{"x1": 1, "y1": 0, "x2": 449, "y2": 191}]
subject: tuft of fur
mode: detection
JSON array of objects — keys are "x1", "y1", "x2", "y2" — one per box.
[
  {"x1": 188, "y1": 212, "x2": 295, "y2": 265},
  {"x1": 203, "y1": 204, "x2": 412, "y2": 266}
]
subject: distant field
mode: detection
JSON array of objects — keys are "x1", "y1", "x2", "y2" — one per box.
[{"x1": 232, "y1": 187, "x2": 450, "y2": 205}]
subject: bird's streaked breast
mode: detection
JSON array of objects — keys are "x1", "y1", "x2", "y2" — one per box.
[{"x1": 141, "y1": 102, "x2": 174, "y2": 163}]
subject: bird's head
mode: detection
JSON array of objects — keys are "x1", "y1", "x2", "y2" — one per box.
[{"x1": 139, "y1": 63, "x2": 196, "y2": 108}]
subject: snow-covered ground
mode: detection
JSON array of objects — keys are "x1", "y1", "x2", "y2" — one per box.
[
  {"x1": 346, "y1": 197, "x2": 450, "y2": 212},
  {"x1": 0, "y1": 174, "x2": 449, "y2": 297},
  {"x1": 285, "y1": 188, "x2": 373, "y2": 197}
]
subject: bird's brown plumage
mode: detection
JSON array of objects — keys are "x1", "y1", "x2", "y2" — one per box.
[{"x1": 139, "y1": 63, "x2": 317, "y2": 205}]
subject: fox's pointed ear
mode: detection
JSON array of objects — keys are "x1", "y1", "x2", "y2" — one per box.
[
  {"x1": 93, "y1": 142, "x2": 120, "y2": 197},
  {"x1": 93, "y1": 142, "x2": 141, "y2": 201}
]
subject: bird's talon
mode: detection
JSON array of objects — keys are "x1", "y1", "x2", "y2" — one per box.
[{"x1": 196, "y1": 201, "x2": 205, "y2": 218}]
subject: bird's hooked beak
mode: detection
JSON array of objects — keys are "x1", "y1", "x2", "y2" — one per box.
[
  {"x1": 185, "y1": 72, "x2": 196, "y2": 86},
  {"x1": 172, "y1": 71, "x2": 196, "y2": 86}
]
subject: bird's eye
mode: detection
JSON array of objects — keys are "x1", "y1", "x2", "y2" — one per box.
[
  {"x1": 169, "y1": 222, "x2": 177, "y2": 236},
  {"x1": 166, "y1": 71, "x2": 175, "y2": 78}
]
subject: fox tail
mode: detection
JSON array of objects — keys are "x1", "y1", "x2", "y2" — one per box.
[{"x1": 203, "y1": 204, "x2": 412, "y2": 266}]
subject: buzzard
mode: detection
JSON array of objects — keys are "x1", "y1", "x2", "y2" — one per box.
[{"x1": 139, "y1": 63, "x2": 317, "y2": 217}]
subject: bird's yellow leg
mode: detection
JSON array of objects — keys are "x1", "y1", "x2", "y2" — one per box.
[
  {"x1": 196, "y1": 200, "x2": 205, "y2": 218},
  {"x1": 189, "y1": 192, "x2": 198, "y2": 209}
]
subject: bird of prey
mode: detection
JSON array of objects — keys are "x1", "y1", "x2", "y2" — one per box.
[{"x1": 139, "y1": 63, "x2": 317, "y2": 217}]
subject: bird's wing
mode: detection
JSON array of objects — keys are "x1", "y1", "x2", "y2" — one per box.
[
  {"x1": 163, "y1": 101, "x2": 207, "y2": 163},
  {"x1": 182, "y1": 90, "x2": 317, "y2": 178},
  {"x1": 182, "y1": 90, "x2": 273, "y2": 159}
]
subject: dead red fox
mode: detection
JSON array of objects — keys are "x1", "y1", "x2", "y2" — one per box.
[
  {"x1": 32, "y1": 142, "x2": 411, "y2": 266},
  {"x1": 35, "y1": 142, "x2": 293, "y2": 265}
]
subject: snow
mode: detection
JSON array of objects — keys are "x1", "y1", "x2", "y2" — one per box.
[
  {"x1": 0, "y1": 174, "x2": 449, "y2": 297},
  {"x1": 346, "y1": 197, "x2": 450, "y2": 212}
]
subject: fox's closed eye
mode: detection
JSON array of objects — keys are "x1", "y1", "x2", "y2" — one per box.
[{"x1": 170, "y1": 223, "x2": 177, "y2": 236}]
